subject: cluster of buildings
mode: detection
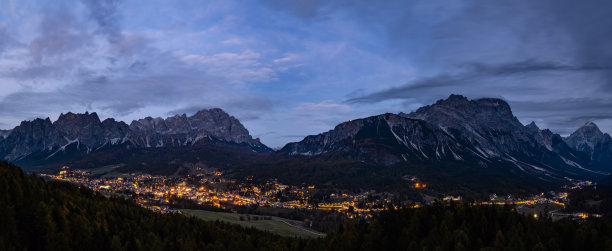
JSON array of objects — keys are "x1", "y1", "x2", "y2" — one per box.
[
  {"x1": 41, "y1": 166, "x2": 396, "y2": 216},
  {"x1": 41, "y1": 166, "x2": 602, "y2": 220}
]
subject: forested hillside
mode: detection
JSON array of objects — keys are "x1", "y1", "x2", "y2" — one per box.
[
  {"x1": 0, "y1": 161, "x2": 314, "y2": 251},
  {"x1": 324, "y1": 204, "x2": 612, "y2": 250}
]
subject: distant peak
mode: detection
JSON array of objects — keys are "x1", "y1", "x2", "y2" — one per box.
[
  {"x1": 575, "y1": 122, "x2": 602, "y2": 134},
  {"x1": 192, "y1": 108, "x2": 230, "y2": 118},
  {"x1": 430, "y1": 94, "x2": 469, "y2": 106},
  {"x1": 19, "y1": 117, "x2": 53, "y2": 127},
  {"x1": 583, "y1": 121, "x2": 599, "y2": 128},
  {"x1": 57, "y1": 111, "x2": 100, "y2": 120},
  {"x1": 431, "y1": 94, "x2": 511, "y2": 111},
  {"x1": 526, "y1": 121, "x2": 539, "y2": 130},
  {"x1": 447, "y1": 94, "x2": 468, "y2": 101}
]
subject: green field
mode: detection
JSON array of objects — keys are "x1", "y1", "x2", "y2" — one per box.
[{"x1": 181, "y1": 209, "x2": 325, "y2": 238}]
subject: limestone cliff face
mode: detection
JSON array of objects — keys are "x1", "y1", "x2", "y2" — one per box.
[
  {"x1": 0, "y1": 108, "x2": 270, "y2": 161},
  {"x1": 565, "y1": 122, "x2": 612, "y2": 164},
  {"x1": 128, "y1": 108, "x2": 258, "y2": 147},
  {"x1": 281, "y1": 95, "x2": 610, "y2": 182}
]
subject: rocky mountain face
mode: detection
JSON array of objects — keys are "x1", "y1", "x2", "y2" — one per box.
[
  {"x1": 565, "y1": 122, "x2": 612, "y2": 164},
  {"x1": 0, "y1": 129, "x2": 11, "y2": 139},
  {"x1": 282, "y1": 113, "x2": 461, "y2": 165},
  {"x1": 128, "y1": 108, "x2": 257, "y2": 148},
  {"x1": 282, "y1": 94, "x2": 610, "y2": 183},
  {"x1": 0, "y1": 109, "x2": 271, "y2": 162}
]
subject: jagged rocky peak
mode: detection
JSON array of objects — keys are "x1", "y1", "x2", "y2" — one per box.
[
  {"x1": 128, "y1": 108, "x2": 255, "y2": 143},
  {"x1": 0, "y1": 118, "x2": 57, "y2": 160},
  {"x1": 404, "y1": 94, "x2": 527, "y2": 158},
  {"x1": 526, "y1": 121, "x2": 539, "y2": 130},
  {"x1": 280, "y1": 113, "x2": 435, "y2": 162},
  {"x1": 0, "y1": 108, "x2": 272, "y2": 161},
  {"x1": 56, "y1": 111, "x2": 100, "y2": 122},
  {"x1": 129, "y1": 116, "x2": 169, "y2": 132},
  {"x1": 407, "y1": 94, "x2": 521, "y2": 131},
  {"x1": 100, "y1": 118, "x2": 131, "y2": 139},
  {"x1": 52, "y1": 111, "x2": 108, "y2": 146},
  {"x1": 522, "y1": 121, "x2": 556, "y2": 150},
  {"x1": 164, "y1": 114, "x2": 191, "y2": 134},
  {"x1": 54, "y1": 112, "x2": 102, "y2": 129},
  {"x1": 575, "y1": 122, "x2": 603, "y2": 136},
  {"x1": 565, "y1": 122, "x2": 609, "y2": 155},
  {"x1": 189, "y1": 108, "x2": 253, "y2": 142},
  {"x1": 14, "y1": 118, "x2": 54, "y2": 136}
]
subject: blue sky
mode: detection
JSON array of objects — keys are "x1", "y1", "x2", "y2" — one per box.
[{"x1": 0, "y1": 0, "x2": 611, "y2": 147}]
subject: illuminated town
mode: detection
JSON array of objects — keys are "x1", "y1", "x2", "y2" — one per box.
[
  {"x1": 42, "y1": 166, "x2": 398, "y2": 216},
  {"x1": 41, "y1": 166, "x2": 601, "y2": 220}
]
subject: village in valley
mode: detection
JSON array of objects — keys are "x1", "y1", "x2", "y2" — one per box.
[{"x1": 40, "y1": 165, "x2": 601, "y2": 222}]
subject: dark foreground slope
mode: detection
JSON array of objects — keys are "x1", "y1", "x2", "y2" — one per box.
[
  {"x1": 325, "y1": 203, "x2": 612, "y2": 251},
  {"x1": 0, "y1": 161, "x2": 314, "y2": 251}
]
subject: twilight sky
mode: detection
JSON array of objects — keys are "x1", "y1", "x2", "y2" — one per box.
[{"x1": 0, "y1": 0, "x2": 611, "y2": 147}]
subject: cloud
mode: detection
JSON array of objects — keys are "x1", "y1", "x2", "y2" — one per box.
[
  {"x1": 295, "y1": 101, "x2": 349, "y2": 112},
  {"x1": 260, "y1": 0, "x2": 327, "y2": 19},
  {"x1": 0, "y1": 0, "x2": 291, "y2": 130},
  {"x1": 281, "y1": 134, "x2": 306, "y2": 138},
  {"x1": 273, "y1": 53, "x2": 299, "y2": 64},
  {"x1": 347, "y1": 60, "x2": 612, "y2": 104},
  {"x1": 99, "y1": 100, "x2": 145, "y2": 116},
  {"x1": 464, "y1": 60, "x2": 612, "y2": 75},
  {"x1": 263, "y1": 0, "x2": 612, "y2": 80},
  {"x1": 253, "y1": 131, "x2": 276, "y2": 138},
  {"x1": 180, "y1": 50, "x2": 278, "y2": 83},
  {"x1": 167, "y1": 94, "x2": 280, "y2": 122},
  {"x1": 28, "y1": 8, "x2": 89, "y2": 64},
  {"x1": 0, "y1": 24, "x2": 18, "y2": 54},
  {"x1": 166, "y1": 105, "x2": 209, "y2": 117},
  {"x1": 81, "y1": 0, "x2": 122, "y2": 43},
  {"x1": 290, "y1": 101, "x2": 352, "y2": 129}
]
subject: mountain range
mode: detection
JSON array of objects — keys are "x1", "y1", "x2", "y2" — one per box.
[
  {"x1": 1, "y1": 94, "x2": 610, "y2": 193},
  {"x1": 281, "y1": 95, "x2": 611, "y2": 184},
  {"x1": 0, "y1": 108, "x2": 270, "y2": 167}
]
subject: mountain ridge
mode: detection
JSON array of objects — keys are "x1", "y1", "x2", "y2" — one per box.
[
  {"x1": 281, "y1": 94, "x2": 611, "y2": 185},
  {"x1": 0, "y1": 108, "x2": 272, "y2": 163}
]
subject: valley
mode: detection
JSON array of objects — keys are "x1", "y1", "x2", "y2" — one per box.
[{"x1": 40, "y1": 162, "x2": 604, "y2": 231}]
